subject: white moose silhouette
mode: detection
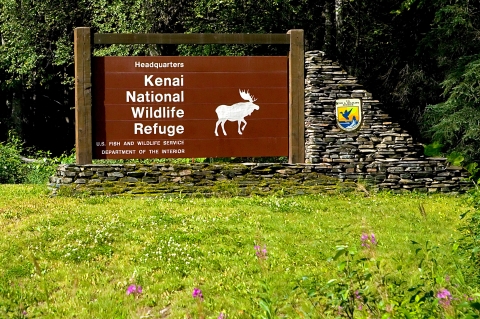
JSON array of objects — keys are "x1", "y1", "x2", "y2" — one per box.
[{"x1": 214, "y1": 89, "x2": 260, "y2": 136}]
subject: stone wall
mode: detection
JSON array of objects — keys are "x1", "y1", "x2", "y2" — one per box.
[
  {"x1": 50, "y1": 51, "x2": 471, "y2": 196},
  {"x1": 305, "y1": 50, "x2": 423, "y2": 163},
  {"x1": 50, "y1": 163, "x2": 359, "y2": 197},
  {"x1": 50, "y1": 160, "x2": 469, "y2": 196},
  {"x1": 303, "y1": 50, "x2": 470, "y2": 192}
]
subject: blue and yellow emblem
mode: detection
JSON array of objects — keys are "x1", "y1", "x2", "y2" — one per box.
[{"x1": 336, "y1": 99, "x2": 362, "y2": 131}]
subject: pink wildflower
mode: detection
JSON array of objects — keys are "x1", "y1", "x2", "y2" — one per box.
[
  {"x1": 437, "y1": 288, "x2": 452, "y2": 307},
  {"x1": 361, "y1": 233, "x2": 377, "y2": 248},
  {"x1": 192, "y1": 287, "x2": 204, "y2": 300},
  {"x1": 126, "y1": 284, "x2": 143, "y2": 295},
  {"x1": 255, "y1": 244, "x2": 267, "y2": 259}
]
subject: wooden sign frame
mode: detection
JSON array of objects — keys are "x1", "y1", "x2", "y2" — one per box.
[{"x1": 74, "y1": 28, "x2": 304, "y2": 164}]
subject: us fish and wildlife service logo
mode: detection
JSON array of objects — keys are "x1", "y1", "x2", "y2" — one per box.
[{"x1": 336, "y1": 98, "x2": 362, "y2": 131}]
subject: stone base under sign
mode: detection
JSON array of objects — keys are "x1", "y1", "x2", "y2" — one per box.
[{"x1": 50, "y1": 160, "x2": 470, "y2": 197}]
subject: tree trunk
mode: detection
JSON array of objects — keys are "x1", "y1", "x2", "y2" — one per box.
[
  {"x1": 323, "y1": 0, "x2": 337, "y2": 59},
  {"x1": 335, "y1": 0, "x2": 343, "y2": 56}
]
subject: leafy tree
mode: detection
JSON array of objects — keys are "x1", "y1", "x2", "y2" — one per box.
[
  {"x1": 178, "y1": 0, "x2": 324, "y2": 56},
  {"x1": 330, "y1": 0, "x2": 443, "y2": 136},
  {"x1": 420, "y1": 0, "x2": 480, "y2": 161},
  {"x1": 0, "y1": 0, "x2": 88, "y2": 151},
  {"x1": 423, "y1": 55, "x2": 480, "y2": 161}
]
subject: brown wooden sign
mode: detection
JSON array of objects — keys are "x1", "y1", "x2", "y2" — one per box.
[{"x1": 92, "y1": 56, "x2": 288, "y2": 159}]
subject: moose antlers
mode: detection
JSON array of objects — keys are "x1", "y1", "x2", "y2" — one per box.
[{"x1": 239, "y1": 89, "x2": 257, "y2": 103}]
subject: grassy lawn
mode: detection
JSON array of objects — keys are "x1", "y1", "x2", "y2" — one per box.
[{"x1": 0, "y1": 185, "x2": 478, "y2": 318}]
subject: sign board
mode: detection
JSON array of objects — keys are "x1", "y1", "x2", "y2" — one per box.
[
  {"x1": 92, "y1": 56, "x2": 288, "y2": 159},
  {"x1": 335, "y1": 98, "x2": 362, "y2": 131}
]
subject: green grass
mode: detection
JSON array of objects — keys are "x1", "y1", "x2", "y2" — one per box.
[{"x1": 0, "y1": 185, "x2": 477, "y2": 318}]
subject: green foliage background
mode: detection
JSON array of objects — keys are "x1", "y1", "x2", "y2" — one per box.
[{"x1": 0, "y1": 0, "x2": 479, "y2": 163}]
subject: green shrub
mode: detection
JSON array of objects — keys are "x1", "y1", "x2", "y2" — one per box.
[
  {"x1": 23, "y1": 153, "x2": 57, "y2": 184},
  {"x1": 0, "y1": 132, "x2": 76, "y2": 185},
  {"x1": 459, "y1": 185, "x2": 480, "y2": 285},
  {"x1": 0, "y1": 132, "x2": 26, "y2": 183},
  {"x1": 24, "y1": 149, "x2": 77, "y2": 184},
  {"x1": 294, "y1": 241, "x2": 480, "y2": 318}
]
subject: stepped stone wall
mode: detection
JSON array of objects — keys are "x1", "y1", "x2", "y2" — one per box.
[
  {"x1": 303, "y1": 50, "x2": 469, "y2": 192},
  {"x1": 50, "y1": 51, "x2": 471, "y2": 196},
  {"x1": 305, "y1": 50, "x2": 423, "y2": 163}
]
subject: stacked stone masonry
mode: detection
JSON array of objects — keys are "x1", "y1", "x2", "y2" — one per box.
[
  {"x1": 50, "y1": 163, "x2": 360, "y2": 196},
  {"x1": 303, "y1": 50, "x2": 469, "y2": 192},
  {"x1": 51, "y1": 51, "x2": 470, "y2": 196},
  {"x1": 51, "y1": 159, "x2": 469, "y2": 196}
]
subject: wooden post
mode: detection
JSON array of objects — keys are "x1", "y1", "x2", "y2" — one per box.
[
  {"x1": 74, "y1": 27, "x2": 93, "y2": 164},
  {"x1": 288, "y1": 29, "x2": 305, "y2": 164}
]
